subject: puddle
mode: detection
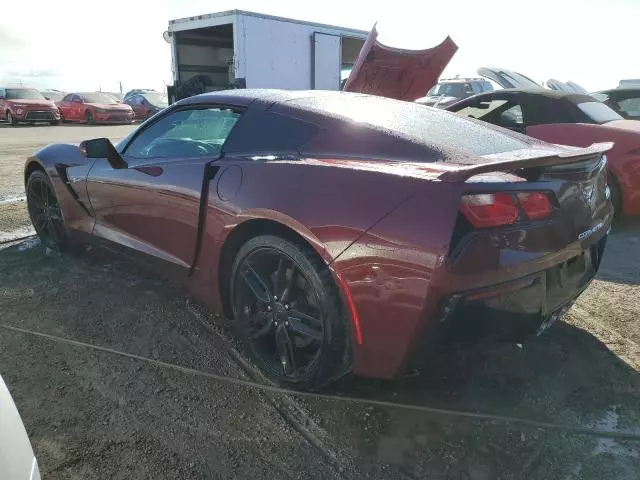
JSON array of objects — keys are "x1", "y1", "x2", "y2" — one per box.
[
  {"x1": 589, "y1": 407, "x2": 640, "y2": 459},
  {"x1": 0, "y1": 195, "x2": 26, "y2": 205},
  {"x1": 0, "y1": 226, "x2": 35, "y2": 243}
]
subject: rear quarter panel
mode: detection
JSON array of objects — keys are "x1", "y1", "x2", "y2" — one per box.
[
  {"x1": 192, "y1": 158, "x2": 457, "y2": 376},
  {"x1": 526, "y1": 123, "x2": 640, "y2": 214}
]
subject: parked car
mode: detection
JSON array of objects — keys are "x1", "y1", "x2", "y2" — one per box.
[
  {"x1": 0, "y1": 374, "x2": 41, "y2": 480},
  {"x1": 24, "y1": 89, "x2": 612, "y2": 388},
  {"x1": 57, "y1": 92, "x2": 134, "y2": 124},
  {"x1": 414, "y1": 77, "x2": 493, "y2": 108},
  {"x1": 125, "y1": 91, "x2": 168, "y2": 120},
  {"x1": 446, "y1": 89, "x2": 640, "y2": 216},
  {"x1": 0, "y1": 87, "x2": 61, "y2": 125},
  {"x1": 40, "y1": 89, "x2": 66, "y2": 102},
  {"x1": 123, "y1": 89, "x2": 157, "y2": 102},
  {"x1": 591, "y1": 88, "x2": 640, "y2": 121}
]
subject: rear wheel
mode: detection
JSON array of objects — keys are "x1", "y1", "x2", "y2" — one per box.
[
  {"x1": 85, "y1": 110, "x2": 94, "y2": 125},
  {"x1": 230, "y1": 235, "x2": 352, "y2": 390},
  {"x1": 26, "y1": 170, "x2": 67, "y2": 249}
]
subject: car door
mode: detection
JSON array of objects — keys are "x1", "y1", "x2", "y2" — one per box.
[
  {"x1": 449, "y1": 93, "x2": 528, "y2": 134},
  {"x1": 85, "y1": 104, "x2": 242, "y2": 276},
  {"x1": 58, "y1": 94, "x2": 73, "y2": 120},
  {"x1": 72, "y1": 94, "x2": 85, "y2": 120}
]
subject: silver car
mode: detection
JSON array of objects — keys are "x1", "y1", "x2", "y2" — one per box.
[{"x1": 0, "y1": 375, "x2": 40, "y2": 480}]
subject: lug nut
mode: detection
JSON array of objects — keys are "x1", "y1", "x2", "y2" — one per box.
[
  {"x1": 285, "y1": 304, "x2": 290, "y2": 310},
  {"x1": 267, "y1": 306, "x2": 272, "y2": 312},
  {"x1": 274, "y1": 296, "x2": 278, "y2": 301}
]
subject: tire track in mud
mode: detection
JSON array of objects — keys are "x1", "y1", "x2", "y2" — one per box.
[{"x1": 184, "y1": 300, "x2": 356, "y2": 477}]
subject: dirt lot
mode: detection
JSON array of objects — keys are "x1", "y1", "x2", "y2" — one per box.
[{"x1": 1, "y1": 125, "x2": 639, "y2": 479}]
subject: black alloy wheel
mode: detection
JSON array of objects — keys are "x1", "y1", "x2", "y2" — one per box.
[
  {"x1": 231, "y1": 235, "x2": 352, "y2": 389},
  {"x1": 6, "y1": 111, "x2": 17, "y2": 125},
  {"x1": 26, "y1": 171, "x2": 67, "y2": 249},
  {"x1": 86, "y1": 110, "x2": 95, "y2": 125}
]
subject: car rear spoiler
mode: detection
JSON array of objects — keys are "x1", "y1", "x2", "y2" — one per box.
[{"x1": 438, "y1": 142, "x2": 613, "y2": 182}]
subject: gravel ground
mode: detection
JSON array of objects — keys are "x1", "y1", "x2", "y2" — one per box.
[{"x1": 0, "y1": 124, "x2": 639, "y2": 479}]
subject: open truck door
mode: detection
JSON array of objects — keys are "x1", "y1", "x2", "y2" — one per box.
[{"x1": 343, "y1": 24, "x2": 458, "y2": 101}]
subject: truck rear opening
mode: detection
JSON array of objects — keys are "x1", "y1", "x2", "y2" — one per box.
[{"x1": 166, "y1": 10, "x2": 367, "y2": 101}]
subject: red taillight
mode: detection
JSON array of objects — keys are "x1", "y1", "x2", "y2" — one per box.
[
  {"x1": 460, "y1": 193, "x2": 519, "y2": 228},
  {"x1": 460, "y1": 191, "x2": 552, "y2": 228},
  {"x1": 517, "y1": 192, "x2": 552, "y2": 220}
]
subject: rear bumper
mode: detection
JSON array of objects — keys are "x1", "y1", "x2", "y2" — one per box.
[{"x1": 416, "y1": 234, "x2": 607, "y2": 356}]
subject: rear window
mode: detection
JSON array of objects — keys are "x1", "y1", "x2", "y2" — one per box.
[
  {"x1": 287, "y1": 94, "x2": 531, "y2": 157},
  {"x1": 577, "y1": 101, "x2": 623, "y2": 124}
]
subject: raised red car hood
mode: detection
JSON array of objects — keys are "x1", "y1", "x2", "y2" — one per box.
[
  {"x1": 343, "y1": 24, "x2": 458, "y2": 101},
  {"x1": 7, "y1": 99, "x2": 54, "y2": 107}
]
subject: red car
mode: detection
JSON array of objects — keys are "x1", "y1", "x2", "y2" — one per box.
[
  {"x1": 58, "y1": 92, "x2": 134, "y2": 124},
  {"x1": 0, "y1": 87, "x2": 61, "y2": 125},
  {"x1": 447, "y1": 89, "x2": 640, "y2": 216},
  {"x1": 24, "y1": 90, "x2": 612, "y2": 388}
]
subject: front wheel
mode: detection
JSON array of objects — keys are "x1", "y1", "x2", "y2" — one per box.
[
  {"x1": 608, "y1": 173, "x2": 622, "y2": 216},
  {"x1": 26, "y1": 170, "x2": 67, "y2": 249},
  {"x1": 230, "y1": 235, "x2": 353, "y2": 389},
  {"x1": 6, "y1": 111, "x2": 17, "y2": 125},
  {"x1": 85, "y1": 110, "x2": 94, "y2": 125}
]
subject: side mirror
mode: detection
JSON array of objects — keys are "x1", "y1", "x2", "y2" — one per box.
[{"x1": 79, "y1": 138, "x2": 128, "y2": 169}]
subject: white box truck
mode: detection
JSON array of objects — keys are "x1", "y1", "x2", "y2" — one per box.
[{"x1": 165, "y1": 10, "x2": 368, "y2": 100}]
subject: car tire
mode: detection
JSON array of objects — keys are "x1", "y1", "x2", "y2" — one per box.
[
  {"x1": 6, "y1": 111, "x2": 17, "y2": 125},
  {"x1": 85, "y1": 111, "x2": 94, "y2": 125},
  {"x1": 230, "y1": 234, "x2": 353, "y2": 390},
  {"x1": 50, "y1": 120, "x2": 61, "y2": 126},
  {"x1": 26, "y1": 170, "x2": 68, "y2": 250},
  {"x1": 608, "y1": 173, "x2": 622, "y2": 216}
]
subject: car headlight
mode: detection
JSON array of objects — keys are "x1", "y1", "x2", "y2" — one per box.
[{"x1": 95, "y1": 108, "x2": 109, "y2": 114}]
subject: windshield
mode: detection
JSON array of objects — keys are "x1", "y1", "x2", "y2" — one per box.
[
  {"x1": 6, "y1": 88, "x2": 46, "y2": 100},
  {"x1": 427, "y1": 83, "x2": 469, "y2": 97},
  {"x1": 577, "y1": 101, "x2": 623, "y2": 124},
  {"x1": 143, "y1": 93, "x2": 168, "y2": 107},
  {"x1": 80, "y1": 93, "x2": 118, "y2": 104}
]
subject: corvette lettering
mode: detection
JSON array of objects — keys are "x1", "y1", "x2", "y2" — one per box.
[{"x1": 578, "y1": 222, "x2": 605, "y2": 241}]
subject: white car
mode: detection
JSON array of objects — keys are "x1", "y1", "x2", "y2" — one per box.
[{"x1": 0, "y1": 375, "x2": 40, "y2": 480}]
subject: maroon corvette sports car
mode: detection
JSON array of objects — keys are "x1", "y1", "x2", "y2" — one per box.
[{"x1": 24, "y1": 90, "x2": 612, "y2": 388}]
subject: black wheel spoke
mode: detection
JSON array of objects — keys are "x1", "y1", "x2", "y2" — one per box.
[
  {"x1": 288, "y1": 309, "x2": 323, "y2": 341},
  {"x1": 275, "y1": 324, "x2": 297, "y2": 376},
  {"x1": 281, "y1": 266, "x2": 298, "y2": 304},
  {"x1": 274, "y1": 258, "x2": 287, "y2": 298},
  {"x1": 240, "y1": 264, "x2": 272, "y2": 303},
  {"x1": 28, "y1": 192, "x2": 44, "y2": 211},
  {"x1": 247, "y1": 311, "x2": 273, "y2": 339}
]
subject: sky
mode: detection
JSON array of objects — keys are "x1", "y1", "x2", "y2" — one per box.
[{"x1": 1, "y1": 0, "x2": 638, "y2": 93}]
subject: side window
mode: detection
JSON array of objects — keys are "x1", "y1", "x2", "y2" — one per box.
[
  {"x1": 618, "y1": 97, "x2": 640, "y2": 118},
  {"x1": 497, "y1": 105, "x2": 524, "y2": 129},
  {"x1": 454, "y1": 98, "x2": 508, "y2": 120},
  {"x1": 62, "y1": 94, "x2": 73, "y2": 102},
  {"x1": 71, "y1": 95, "x2": 82, "y2": 103},
  {"x1": 123, "y1": 107, "x2": 241, "y2": 159},
  {"x1": 454, "y1": 98, "x2": 524, "y2": 131}
]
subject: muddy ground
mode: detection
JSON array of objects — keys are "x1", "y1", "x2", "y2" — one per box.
[{"x1": 0, "y1": 125, "x2": 639, "y2": 479}]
